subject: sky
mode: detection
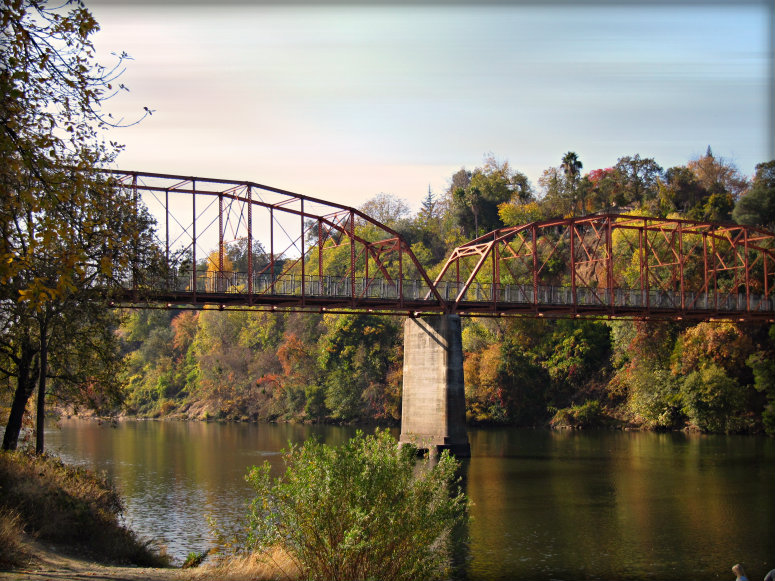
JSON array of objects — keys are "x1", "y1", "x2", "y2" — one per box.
[{"x1": 88, "y1": 0, "x2": 774, "y2": 213}]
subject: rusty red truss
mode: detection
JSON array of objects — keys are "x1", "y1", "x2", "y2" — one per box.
[
  {"x1": 434, "y1": 214, "x2": 775, "y2": 320},
  {"x1": 107, "y1": 170, "x2": 443, "y2": 310},
  {"x1": 105, "y1": 169, "x2": 774, "y2": 321}
]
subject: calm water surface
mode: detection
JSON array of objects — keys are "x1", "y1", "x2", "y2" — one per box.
[{"x1": 46, "y1": 420, "x2": 774, "y2": 580}]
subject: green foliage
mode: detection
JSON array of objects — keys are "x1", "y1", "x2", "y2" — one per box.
[
  {"x1": 746, "y1": 324, "x2": 775, "y2": 434},
  {"x1": 733, "y1": 160, "x2": 775, "y2": 230},
  {"x1": 550, "y1": 400, "x2": 608, "y2": 429},
  {"x1": 680, "y1": 364, "x2": 747, "y2": 433},
  {"x1": 496, "y1": 336, "x2": 551, "y2": 425},
  {"x1": 451, "y1": 155, "x2": 530, "y2": 236},
  {"x1": 319, "y1": 314, "x2": 399, "y2": 422},
  {"x1": 182, "y1": 550, "x2": 208, "y2": 569},
  {"x1": 627, "y1": 365, "x2": 684, "y2": 429},
  {"x1": 244, "y1": 430, "x2": 468, "y2": 581}
]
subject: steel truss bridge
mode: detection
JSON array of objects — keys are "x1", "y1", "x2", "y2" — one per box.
[{"x1": 112, "y1": 170, "x2": 775, "y2": 322}]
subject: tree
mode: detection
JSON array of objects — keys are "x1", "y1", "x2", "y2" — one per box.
[
  {"x1": 659, "y1": 166, "x2": 707, "y2": 215},
  {"x1": 318, "y1": 314, "x2": 398, "y2": 421},
  {"x1": 612, "y1": 154, "x2": 663, "y2": 208},
  {"x1": 450, "y1": 156, "x2": 531, "y2": 236},
  {"x1": 1, "y1": 0, "x2": 155, "y2": 452},
  {"x1": 687, "y1": 147, "x2": 749, "y2": 200},
  {"x1": 580, "y1": 167, "x2": 618, "y2": 213},
  {"x1": 359, "y1": 193, "x2": 411, "y2": 226},
  {"x1": 561, "y1": 151, "x2": 583, "y2": 214},
  {"x1": 733, "y1": 160, "x2": 775, "y2": 230}
]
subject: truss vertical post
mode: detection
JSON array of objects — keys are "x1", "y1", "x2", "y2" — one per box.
[
  {"x1": 606, "y1": 216, "x2": 614, "y2": 312},
  {"x1": 270, "y1": 207, "x2": 275, "y2": 294},
  {"x1": 365, "y1": 245, "x2": 369, "y2": 284},
  {"x1": 642, "y1": 226, "x2": 648, "y2": 311},
  {"x1": 247, "y1": 186, "x2": 253, "y2": 302},
  {"x1": 570, "y1": 221, "x2": 577, "y2": 313},
  {"x1": 703, "y1": 232, "x2": 709, "y2": 308},
  {"x1": 192, "y1": 179, "x2": 197, "y2": 302},
  {"x1": 301, "y1": 199, "x2": 306, "y2": 303},
  {"x1": 350, "y1": 210, "x2": 356, "y2": 302},
  {"x1": 679, "y1": 222, "x2": 685, "y2": 312},
  {"x1": 711, "y1": 235, "x2": 718, "y2": 310},
  {"x1": 131, "y1": 173, "x2": 138, "y2": 297},
  {"x1": 318, "y1": 219, "x2": 323, "y2": 294},
  {"x1": 744, "y1": 229, "x2": 750, "y2": 312},
  {"x1": 492, "y1": 231, "x2": 499, "y2": 307},
  {"x1": 765, "y1": 242, "x2": 771, "y2": 299},
  {"x1": 532, "y1": 224, "x2": 538, "y2": 310},
  {"x1": 399, "y1": 243, "x2": 404, "y2": 307},
  {"x1": 218, "y1": 192, "x2": 224, "y2": 292},
  {"x1": 165, "y1": 188, "x2": 169, "y2": 274}
]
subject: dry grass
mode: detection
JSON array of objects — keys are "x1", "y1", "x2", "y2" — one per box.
[
  {"x1": 193, "y1": 547, "x2": 302, "y2": 581},
  {"x1": 0, "y1": 451, "x2": 170, "y2": 568},
  {"x1": 0, "y1": 507, "x2": 27, "y2": 568}
]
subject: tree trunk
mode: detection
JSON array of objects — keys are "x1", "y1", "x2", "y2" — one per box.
[
  {"x1": 35, "y1": 319, "x2": 49, "y2": 455},
  {"x1": 1, "y1": 343, "x2": 38, "y2": 451}
]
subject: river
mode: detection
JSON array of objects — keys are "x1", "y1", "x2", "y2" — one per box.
[{"x1": 45, "y1": 419, "x2": 773, "y2": 580}]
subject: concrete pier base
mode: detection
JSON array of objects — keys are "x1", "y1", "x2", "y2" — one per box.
[{"x1": 399, "y1": 315, "x2": 470, "y2": 457}]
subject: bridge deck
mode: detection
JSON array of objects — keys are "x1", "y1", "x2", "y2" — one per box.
[{"x1": 120, "y1": 271, "x2": 774, "y2": 320}]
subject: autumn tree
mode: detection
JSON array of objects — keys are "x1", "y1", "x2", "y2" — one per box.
[
  {"x1": 688, "y1": 146, "x2": 749, "y2": 199},
  {"x1": 1, "y1": 0, "x2": 155, "y2": 451}
]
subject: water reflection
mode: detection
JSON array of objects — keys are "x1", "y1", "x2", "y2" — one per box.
[
  {"x1": 46, "y1": 421, "x2": 773, "y2": 580},
  {"x1": 465, "y1": 429, "x2": 774, "y2": 580}
]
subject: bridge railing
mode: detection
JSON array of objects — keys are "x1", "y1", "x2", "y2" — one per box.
[{"x1": 127, "y1": 270, "x2": 773, "y2": 314}]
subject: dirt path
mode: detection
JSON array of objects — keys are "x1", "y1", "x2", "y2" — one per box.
[{"x1": 1, "y1": 541, "x2": 190, "y2": 581}]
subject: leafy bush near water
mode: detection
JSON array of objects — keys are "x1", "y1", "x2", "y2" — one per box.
[
  {"x1": 243, "y1": 429, "x2": 468, "y2": 581},
  {"x1": 550, "y1": 400, "x2": 610, "y2": 429}
]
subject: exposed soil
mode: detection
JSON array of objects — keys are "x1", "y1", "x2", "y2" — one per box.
[{"x1": 0, "y1": 538, "x2": 190, "y2": 581}]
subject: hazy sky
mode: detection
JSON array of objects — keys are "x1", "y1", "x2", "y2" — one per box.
[{"x1": 89, "y1": 1, "x2": 773, "y2": 212}]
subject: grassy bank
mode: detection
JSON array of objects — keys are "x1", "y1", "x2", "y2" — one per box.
[{"x1": 0, "y1": 451, "x2": 170, "y2": 570}]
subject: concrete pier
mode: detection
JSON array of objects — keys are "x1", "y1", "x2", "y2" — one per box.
[{"x1": 399, "y1": 315, "x2": 470, "y2": 457}]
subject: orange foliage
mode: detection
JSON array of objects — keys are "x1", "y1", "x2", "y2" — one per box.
[
  {"x1": 277, "y1": 334, "x2": 306, "y2": 376},
  {"x1": 171, "y1": 311, "x2": 199, "y2": 354},
  {"x1": 674, "y1": 322, "x2": 754, "y2": 376}
]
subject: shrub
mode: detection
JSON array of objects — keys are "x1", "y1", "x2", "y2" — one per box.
[
  {"x1": 551, "y1": 399, "x2": 608, "y2": 429},
  {"x1": 0, "y1": 508, "x2": 25, "y2": 568},
  {"x1": 243, "y1": 429, "x2": 468, "y2": 581},
  {"x1": 681, "y1": 364, "x2": 747, "y2": 432}
]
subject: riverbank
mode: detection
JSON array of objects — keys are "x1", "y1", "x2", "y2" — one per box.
[
  {"x1": 0, "y1": 538, "x2": 186, "y2": 581},
  {"x1": 0, "y1": 451, "x2": 172, "y2": 576}
]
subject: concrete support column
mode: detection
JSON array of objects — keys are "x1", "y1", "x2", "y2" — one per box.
[{"x1": 399, "y1": 314, "x2": 470, "y2": 457}]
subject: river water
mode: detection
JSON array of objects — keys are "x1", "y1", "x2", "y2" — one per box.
[{"x1": 45, "y1": 419, "x2": 773, "y2": 580}]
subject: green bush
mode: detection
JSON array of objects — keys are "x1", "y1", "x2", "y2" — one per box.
[
  {"x1": 627, "y1": 366, "x2": 685, "y2": 429},
  {"x1": 244, "y1": 429, "x2": 468, "y2": 581},
  {"x1": 551, "y1": 399, "x2": 608, "y2": 429},
  {"x1": 681, "y1": 364, "x2": 746, "y2": 432}
]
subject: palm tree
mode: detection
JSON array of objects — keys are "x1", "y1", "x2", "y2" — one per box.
[{"x1": 561, "y1": 151, "x2": 583, "y2": 215}]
